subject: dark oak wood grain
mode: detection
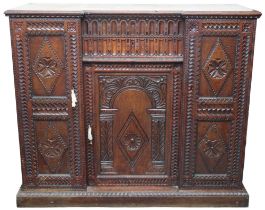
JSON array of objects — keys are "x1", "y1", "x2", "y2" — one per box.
[{"x1": 5, "y1": 4, "x2": 261, "y2": 207}]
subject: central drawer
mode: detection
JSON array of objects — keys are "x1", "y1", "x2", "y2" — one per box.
[{"x1": 82, "y1": 14, "x2": 184, "y2": 62}]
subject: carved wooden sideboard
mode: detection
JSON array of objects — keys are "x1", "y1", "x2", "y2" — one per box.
[{"x1": 5, "y1": 4, "x2": 261, "y2": 207}]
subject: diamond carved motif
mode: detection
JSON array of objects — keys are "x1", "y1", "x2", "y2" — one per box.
[
  {"x1": 116, "y1": 112, "x2": 149, "y2": 168},
  {"x1": 198, "y1": 124, "x2": 226, "y2": 173},
  {"x1": 203, "y1": 38, "x2": 232, "y2": 96},
  {"x1": 33, "y1": 37, "x2": 63, "y2": 94},
  {"x1": 38, "y1": 122, "x2": 67, "y2": 173}
]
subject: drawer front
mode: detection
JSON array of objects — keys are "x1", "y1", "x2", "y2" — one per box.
[
  {"x1": 82, "y1": 15, "x2": 183, "y2": 61},
  {"x1": 10, "y1": 18, "x2": 85, "y2": 188},
  {"x1": 85, "y1": 63, "x2": 182, "y2": 186},
  {"x1": 181, "y1": 19, "x2": 256, "y2": 187}
]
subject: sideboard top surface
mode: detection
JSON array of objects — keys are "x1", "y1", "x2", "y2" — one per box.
[{"x1": 5, "y1": 3, "x2": 261, "y2": 17}]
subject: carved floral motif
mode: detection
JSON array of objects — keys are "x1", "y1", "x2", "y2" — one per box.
[
  {"x1": 123, "y1": 133, "x2": 142, "y2": 152},
  {"x1": 198, "y1": 124, "x2": 226, "y2": 172},
  {"x1": 199, "y1": 139, "x2": 225, "y2": 158},
  {"x1": 36, "y1": 57, "x2": 57, "y2": 78},
  {"x1": 38, "y1": 123, "x2": 67, "y2": 173},
  {"x1": 207, "y1": 58, "x2": 227, "y2": 79}
]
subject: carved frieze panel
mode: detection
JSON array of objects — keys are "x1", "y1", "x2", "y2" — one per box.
[{"x1": 82, "y1": 15, "x2": 183, "y2": 60}]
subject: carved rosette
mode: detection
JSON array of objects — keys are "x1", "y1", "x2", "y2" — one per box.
[
  {"x1": 123, "y1": 133, "x2": 142, "y2": 152},
  {"x1": 38, "y1": 123, "x2": 67, "y2": 173}
]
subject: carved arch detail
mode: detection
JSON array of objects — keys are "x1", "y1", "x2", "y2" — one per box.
[{"x1": 99, "y1": 75, "x2": 167, "y2": 109}]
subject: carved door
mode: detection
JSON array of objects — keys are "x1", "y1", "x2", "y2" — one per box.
[
  {"x1": 10, "y1": 19, "x2": 85, "y2": 188},
  {"x1": 181, "y1": 19, "x2": 256, "y2": 187},
  {"x1": 85, "y1": 64, "x2": 181, "y2": 186}
]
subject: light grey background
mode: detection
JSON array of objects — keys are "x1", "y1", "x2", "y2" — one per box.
[{"x1": 0, "y1": 0, "x2": 264, "y2": 209}]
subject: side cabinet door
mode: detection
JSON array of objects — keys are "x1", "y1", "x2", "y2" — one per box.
[
  {"x1": 10, "y1": 18, "x2": 85, "y2": 188},
  {"x1": 182, "y1": 19, "x2": 256, "y2": 187}
]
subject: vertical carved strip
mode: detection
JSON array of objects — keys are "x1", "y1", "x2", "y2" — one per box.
[
  {"x1": 227, "y1": 34, "x2": 241, "y2": 182},
  {"x1": 182, "y1": 21, "x2": 199, "y2": 186},
  {"x1": 88, "y1": 39, "x2": 92, "y2": 55},
  {"x1": 84, "y1": 66, "x2": 95, "y2": 182},
  {"x1": 150, "y1": 113, "x2": 165, "y2": 163},
  {"x1": 171, "y1": 68, "x2": 181, "y2": 183},
  {"x1": 99, "y1": 111, "x2": 117, "y2": 174},
  {"x1": 232, "y1": 33, "x2": 251, "y2": 180},
  {"x1": 67, "y1": 21, "x2": 84, "y2": 186},
  {"x1": 11, "y1": 20, "x2": 40, "y2": 186},
  {"x1": 70, "y1": 35, "x2": 81, "y2": 177},
  {"x1": 100, "y1": 119, "x2": 113, "y2": 162},
  {"x1": 12, "y1": 20, "x2": 34, "y2": 182}
]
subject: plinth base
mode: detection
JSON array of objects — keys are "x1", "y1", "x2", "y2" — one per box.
[{"x1": 17, "y1": 186, "x2": 249, "y2": 207}]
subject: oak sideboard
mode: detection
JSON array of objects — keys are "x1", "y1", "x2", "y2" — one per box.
[{"x1": 5, "y1": 4, "x2": 261, "y2": 207}]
